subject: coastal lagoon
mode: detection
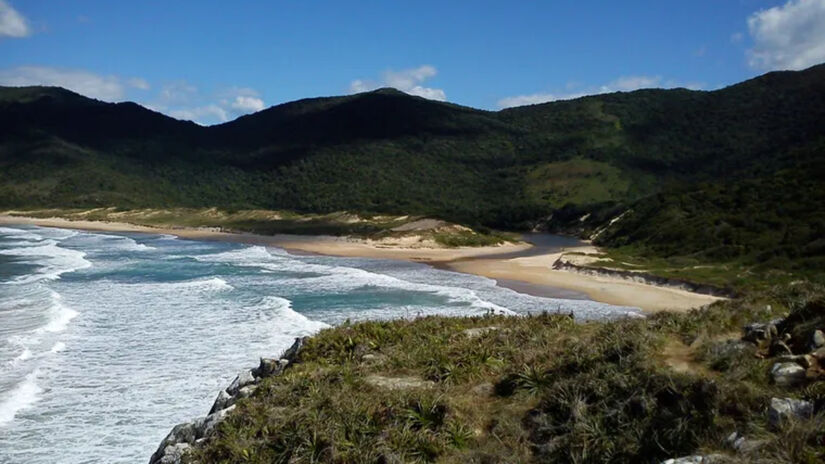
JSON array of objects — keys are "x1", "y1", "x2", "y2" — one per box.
[{"x1": 0, "y1": 225, "x2": 640, "y2": 463}]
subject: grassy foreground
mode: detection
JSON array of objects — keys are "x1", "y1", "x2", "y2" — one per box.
[{"x1": 192, "y1": 284, "x2": 825, "y2": 463}]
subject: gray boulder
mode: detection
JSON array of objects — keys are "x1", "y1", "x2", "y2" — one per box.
[
  {"x1": 201, "y1": 404, "x2": 236, "y2": 437},
  {"x1": 771, "y1": 362, "x2": 807, "y2": 387},
  {"x1": 149, "y1": 421, "x2": 200, "y2": 464},
  {"x1": 768, "y1": 397, "x2": 813, "y2": 427},
  {"x1": 775, "y1": 354, "x2": 815, "y2": 369},
  {"x1": 238, "y1": 384, "x2": 257, "y2": 398},
  {"x1": 281, "y1": 336, "x2": 309, "y2": 362},
  {"x1": 726, "y1": 431, "x2": 764, "y2": 454},
  {"x1": 812, "y1": 329, "x2": 825, "y2": 349},
  {"x1": 150, "y1": 336, "x2": 309, "y2": 463},
  {"x1": 743, "y1": 322, "x2": 777, "y2": 343},
  {"x1": 226, "y1": 369, "x2": 256, "y2": 396},
  {"x1": 661, "y1": 454, "x2": 725, "y2": 464},
  {"x1": 157, "y1": 443, "x2": 191, "y2": 464},
  {"x1": 149, "y1": 404, "x2": 237, "y2": 464},
  {"x1": 208, "y1": 389, "x2": 233, "y2": 415},
  {"x1": 253, "y1": 357, "x2": 289, "y2": 378}
]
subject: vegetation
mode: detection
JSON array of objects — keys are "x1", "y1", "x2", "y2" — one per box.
[
  {"x1": 3, "y1": 207, "x2": 511, "y2": 247},
  {"x1": 2, "y1": 64, "x2": 824, "y2": 286},
  {"x1": 6, "y1": 68, "x2": 824, "y2": 463},
  {"x1": 194, "y1": 283, "x2": 825, "y2": 463}
]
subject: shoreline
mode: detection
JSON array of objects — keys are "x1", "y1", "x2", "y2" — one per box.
[
  {"x1": 446, "y1": 253, "x2": 722, "y2": 313},
  {"x1": 0, "y1": 214, "x2": 722, "y2": 313}
]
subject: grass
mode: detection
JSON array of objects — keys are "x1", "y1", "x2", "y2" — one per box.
[
  {"x1": 431, "y1": 230, "x2": 510, "y2": 247},
  {"x1": 193, "y1": 283, "x2": 825, "y2": 463},
  {"x1": 3, "y1": 207, "x2": 513, "y2": 248},
  {"x1": 564, "y1": 245, "x2": 816, "y2": 294}
]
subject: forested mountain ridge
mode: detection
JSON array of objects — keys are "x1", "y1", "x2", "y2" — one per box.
[{"x1": 1, "y1": 64, "x2": 824, "y2": 279}]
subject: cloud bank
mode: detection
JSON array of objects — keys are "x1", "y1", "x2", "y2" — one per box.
[
  {"x1": 747, "y1": 0, "x2": 825, "y2": 70},
  {"x1": 496, "y1": 75, "x2": 705, "y2": 109},
  {"x1": 349, "y1": 65, "x2": 446, "y2": 101},
  {"x1": 0, "y1": 66, "x2": 141, "y2": 100},
  {"x1": 0, "y1": 0, "x2": 28, "y2": 38},
  {"x1": 0, "y1": 66, "x2": 266, "y2": 125},
  {"x1": 147, "y1": 84, "x2": 268, "y2": 125}
]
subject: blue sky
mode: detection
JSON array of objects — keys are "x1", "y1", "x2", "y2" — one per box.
[{"x1": 1, "y1": 0, "x2": 824, "y2": 124}]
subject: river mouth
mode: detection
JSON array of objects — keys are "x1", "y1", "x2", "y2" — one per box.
[{"x1": 448, "y1": 232, "x2": 586, "y2": 262}]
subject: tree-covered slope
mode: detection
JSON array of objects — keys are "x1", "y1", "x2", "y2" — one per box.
[{"x1": 1, "y1": 64, "x2": 824, "y2": 273}]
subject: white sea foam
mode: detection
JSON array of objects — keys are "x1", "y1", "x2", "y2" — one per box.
[
  {"x1": 142, "y1": 277, "x2": 234, "y2": 292},
  {"x1": 70, "y1": 231, "x2": 157, "y2": 252},
  {"x1": 0, "y1": 227, "x2": 42, "y2": 241},
  {"x1": 28, "y1": 228, "x2": 78, "y2": 240},
  {"x1": 0, "y1": 241, "x2": 92, "y2": 284},
  {"x1": 116, "y1": 240, "x2": 155, "y2": 252},
  {"x1": 0, "y1": 225, "x2": 641, "y2": 462},
  {"x1": 7, "y1": 348, "x2": 33, "y2": 367},
  {"x1": 194, "y1": 245, "x2": 287, "y2": 264},
  {"x1": 37, "y1": 300, "x2": 79, "y2": 334},
  {"x1": 197, "y1": 246, "x2": 513, "y2": 315},
  {"x1": 49, "y1": 342, "x2": 66, "y2": 353},
  {"x1": 0, "y1": 370, "x2": 42, "y2": 426},
  {"x1": 255, "y1": 296, "x2": 330, "y2": 333}
]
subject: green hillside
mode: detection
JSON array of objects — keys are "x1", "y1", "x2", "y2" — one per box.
[{"x1": 1, "y1": 64, "x2": 824, "y2": 284}]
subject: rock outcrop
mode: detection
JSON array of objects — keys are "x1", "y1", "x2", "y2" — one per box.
[
  {"x1": 740, "y1": 313, "x2": 825, "y2": 386},
  {"x1": 768, "y1": 397, "x2": 813, "y2": 428},
  {"x1": 149, "y1": 336, "x2": 309, "y2": 464},
  {"x1": 738, "y1": 310, "x2": 823, "y2": 431},
  {"x1": 771, "y1": 362, "x2": 807, "y2": 387},
  {"x1": 726, "y1": 431, "x2": 765, "y2": 455}
]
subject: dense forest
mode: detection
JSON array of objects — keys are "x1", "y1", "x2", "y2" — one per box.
[{"x1": 1, "y1": 64, "x2": 824, "y2": 277}]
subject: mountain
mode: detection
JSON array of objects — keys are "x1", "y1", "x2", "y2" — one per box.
[{"x1": 1, "y1": 64, "x2": 824, "y2": 276}]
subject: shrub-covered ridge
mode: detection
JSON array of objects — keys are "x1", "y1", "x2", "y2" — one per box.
[{"x1": 173, "y1": 284, "x2": 825, "y2": 463}]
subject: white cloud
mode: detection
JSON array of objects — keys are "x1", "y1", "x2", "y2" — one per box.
[
  {"x1": 600, "y1": 75, "x2": 662, "y2": 92},
  {"x1": 230, "y1": 95, "x2": 264, "y2": 113},
  {"x1": 127, "y1": 77, "x2": 150, "y2": 90},
  {"x1": 497, "y1": 92, "x2": 589, "y2": 108},
  {"x1": 498, "y1": 75, "x2": 677, "y2": 109},
  {"x1": 348, "y1": 65, "x2": 447, "y2": 101},
  {"x1": 383, "y1": 65, "x2": 437, "y2": 90},
  {"x1": 0, "y1": 66, "x2": 127, "y2": 100},
  {"x1": 348, "y1": 79, "x2": 371, "y2": 93},
  {"x1": 0, "y1": 64, "x2": 263, "y2": 125},
  {"x1": 219, "y1": 87, "x2": 265, "y2": 114},
  {"x1": 0, "y1": 0, "x2": 29, "y2": 38},
  {"x1": 168, "y1": 104, "x2": 228, "y2": 124},
  {"x1": 151, "y1": 83, "x2": 266, "y2": 125},
  {"x1": 747, "y1": 0, "x2": 825, "y2": 70},
  {"x1": 159, "y1": 81, "x2": 198, "y2": 104}
]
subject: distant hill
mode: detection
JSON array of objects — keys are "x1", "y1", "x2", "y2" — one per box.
[{"x1": 1, "y1": 64, "x2": 824, "y2": 274}]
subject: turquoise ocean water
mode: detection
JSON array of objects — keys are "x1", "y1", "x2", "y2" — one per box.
[{"x1": 0, "y1": 224, "x2": 641, "y2": 463}]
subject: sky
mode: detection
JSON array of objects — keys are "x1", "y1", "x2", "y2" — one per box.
[{"x1": 1, "y1": 0, "x2": 824, "y2": 125}]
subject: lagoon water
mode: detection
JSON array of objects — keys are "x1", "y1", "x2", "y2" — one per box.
[{"x1": 0, "y1": 224, "x2": 641, "y2": 463}]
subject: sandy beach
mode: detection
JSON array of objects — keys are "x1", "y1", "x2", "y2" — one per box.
[
  {"x1": 0, "y1": 214, "x2": 722, "y2": 313},
  {"x1": 0, "y1": 214, "x2": 531, "y2": 261},
  {"x1": 447, "y1": 251, "x2": 722, "y2": 313}
]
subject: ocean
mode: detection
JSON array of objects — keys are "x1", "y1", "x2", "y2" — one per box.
[{"x1": 0, "y1": 224, "x2": 641, "y2": 463}]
